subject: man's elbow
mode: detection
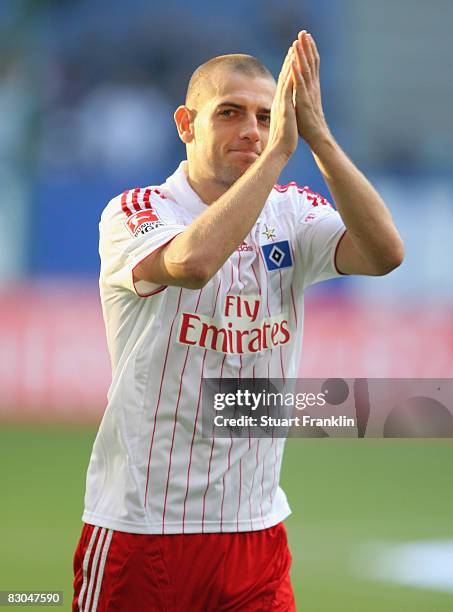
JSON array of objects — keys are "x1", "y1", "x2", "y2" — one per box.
[
  {"x1": 373, "y1": 240, "x2": 405, "y2": 276},
  {"x1": 181, "y1": 265, "x2": 211, "y2": 290},
  {"x1": 134, "y1": 252, "x2": 212, "y2": 291},
  {"x1": 173, "y1": 258, "x2": 213, "y2": 290}
]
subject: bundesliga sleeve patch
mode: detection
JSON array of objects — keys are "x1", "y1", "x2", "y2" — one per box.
[
  {"x1": 261, "y1": 240, "x2": 293, "y2": 271},
  {"x1": 125, "y1": 208, "x2": 165, "y2": 237}
]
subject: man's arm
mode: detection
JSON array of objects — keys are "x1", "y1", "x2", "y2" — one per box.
[
  {"x1": 134, "y1": 49, "x2": 298, "y2": 290},
  {"x1": 291, "y1": 31, "x2": 404, "y2": 276}
]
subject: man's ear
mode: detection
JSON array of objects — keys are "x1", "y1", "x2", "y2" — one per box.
[{"x1": 174, "y1": 106, "x2": 196, "y2": 144}]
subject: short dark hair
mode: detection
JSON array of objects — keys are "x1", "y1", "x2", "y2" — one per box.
[{"x1": 185, "y1": 54, "x2": 275, "y2": 107}]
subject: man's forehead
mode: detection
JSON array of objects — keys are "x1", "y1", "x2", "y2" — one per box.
[{"x1": 207, "y1": 72, "x2": 276, "y2": 109}]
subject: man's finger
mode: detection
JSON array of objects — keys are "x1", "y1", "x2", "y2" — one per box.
[
  {"x1": 275, "y1": 48, "x2": 293, "y2": 96},
  {"x1": 280, "y1": 68, "x2": 294, "y2": 106},
  {"x1": 281, "y1": 65, "x2": 295, "y2": 109},
  {"x1": 293, "y1": 39, "x2": 311, "y2": 84},
  {"x1": 308, "y1": 33, "x2": 320, "y2": 69},
  {"x1": 277, "y1": 50, "x2": 294, "y2": 100},
  {"x1": 291, "y1": 58, "x2": 308, "y2": 99},
  {"x1": 271, "y1": 51, "x2": 293, "y2": 123},
  {"x1": 299, "y1": 31, "x2": 316, "y2": 74},
  {"x1": 279, "y1": 48, "x2": 294, "y2": 77}
]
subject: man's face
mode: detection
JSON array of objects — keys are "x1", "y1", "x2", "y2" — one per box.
[{"x1": 188, "y1": 71, "x2": 276, "y2": 188}]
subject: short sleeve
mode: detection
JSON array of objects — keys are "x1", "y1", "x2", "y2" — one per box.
[
  {"x1": 99, "y1": 188, "x2": 187, "y2": 296},
  {"x1": 297, "y1": 189, "x2": 347, "y2": 287}
]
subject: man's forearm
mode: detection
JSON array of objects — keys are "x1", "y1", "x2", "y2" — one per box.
[
  {"x1": 311, "y1": 133, "x2": 404, "y2": 271},
  {"x1": 164, "y1": 149, "x2": 288, "y2": 283}
]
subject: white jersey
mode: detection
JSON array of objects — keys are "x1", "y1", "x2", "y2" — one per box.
[{"x1": 83, "y1": 161, "x2": 346, "y2": 534}]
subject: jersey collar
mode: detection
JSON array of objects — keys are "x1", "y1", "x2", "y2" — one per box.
[{"x1": 164, "y1": 161, "x2": 208, "y2": 217}]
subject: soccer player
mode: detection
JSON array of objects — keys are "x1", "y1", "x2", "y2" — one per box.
[{"x1": 73, "y1": 31, "x2": 403, "y2": 611}]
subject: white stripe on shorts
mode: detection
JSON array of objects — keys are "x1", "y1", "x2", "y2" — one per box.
[
  {"x1": 84, "y1": 528, "x2": 106, "y2": 611},
  {"x1": 78, "y1": 526, "x2": 99, "y2": 612},
  {"x1": 91, "y1": 529, "x2": 113, "y2": 612}
]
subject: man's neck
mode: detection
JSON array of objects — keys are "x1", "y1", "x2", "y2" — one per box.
[{"x1": 185, "y1": 166, "x2": 229, "y2": 205}]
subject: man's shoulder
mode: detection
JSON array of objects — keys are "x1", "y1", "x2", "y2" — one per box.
[
  {"x1": 268, "y1": 181, "x2": 334, "y2": 217},
  {"x1": 270, "y1": 181, "x2": 331, "y2": 206}
]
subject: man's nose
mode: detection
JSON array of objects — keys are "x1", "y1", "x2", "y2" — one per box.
[{"x1": 239, "y1": 115, "x2": 260, "y2": 141}]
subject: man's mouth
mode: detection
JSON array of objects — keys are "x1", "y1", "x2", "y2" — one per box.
[{"x1": 228, "y1": 150, "x2": 260, "y2": 159}]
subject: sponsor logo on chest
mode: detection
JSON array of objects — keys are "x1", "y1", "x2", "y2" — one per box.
[{"x1": 178, "y1": 295, "x2": 291, "y2": 354}]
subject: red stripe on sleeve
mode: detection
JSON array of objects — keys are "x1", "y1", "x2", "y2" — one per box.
[
  {"x1": 121, "y1": 190, "x2": 132, "y2": 217},
  {"x1": 143, "y1": 188, "x2": 152, "y2": 209},
  {"x1": 132, "y1": 188, "x2": 142, "y2": 212}
]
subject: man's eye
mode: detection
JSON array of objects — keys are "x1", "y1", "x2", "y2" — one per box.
[
  {"x1": 219, "y1": 109, "x2": 234, "y2": 117},
  {"x1": 258, "y1": 115, "x2": 271, "y2": 125}
]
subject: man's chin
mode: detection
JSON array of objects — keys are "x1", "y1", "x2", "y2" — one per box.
[
  {"x1": 228, "y1": 157, "x2": 257, "y2": 178},
  {"x1": 215, "y1": 165, "x2": 244, "y2": 187}
]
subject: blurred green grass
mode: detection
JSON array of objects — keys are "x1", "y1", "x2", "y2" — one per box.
[{"x1": 1, "y1": 426, "x2": 452, "y2": 611}]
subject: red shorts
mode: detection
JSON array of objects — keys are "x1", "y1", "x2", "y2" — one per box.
[{"x1": 73, "y1": 522, "x2": 295, "y2": 611}]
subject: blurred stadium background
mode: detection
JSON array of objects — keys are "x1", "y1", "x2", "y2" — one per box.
[{"x1": 1, "y1": 0, "x2": 452, "y2": 610}]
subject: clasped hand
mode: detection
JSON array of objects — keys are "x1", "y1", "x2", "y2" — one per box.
[
  {"x1": 266, "y1": 30, "x2": 331, "y2": 160},
  {"x1": 290, "y1": 30, "x2": 331, "y2": 148}
]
